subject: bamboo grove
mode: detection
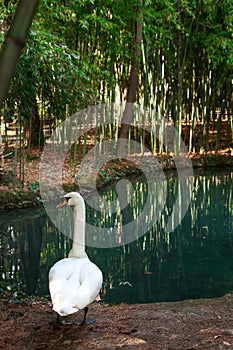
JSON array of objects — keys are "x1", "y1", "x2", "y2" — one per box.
[{"x1": 0, "y1": 0, "x2": 233, "y2": 155}]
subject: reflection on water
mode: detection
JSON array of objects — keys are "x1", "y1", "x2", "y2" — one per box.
[{"x1": 0, "y1": 168, "x2": 232, "y2": 303}]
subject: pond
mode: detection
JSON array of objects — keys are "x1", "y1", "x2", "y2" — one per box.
[{"x1": 0, "y1": 167, "x2": 233, "y2": 304}]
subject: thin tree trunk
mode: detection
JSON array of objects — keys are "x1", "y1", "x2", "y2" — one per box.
[
  {"x1": 29, "y1": 98, "x2": 45, "y2": 147},
  {"x1": 117, "y1": 0, "x2": 143, "y2": 158},
  {"x1": 176, "y1": 0, "x2": 183, "y2": 153},
  {"x1": 0, "y1": 0, "x2": 39, "y2": 107},
  {"x1": 0, "y1": 131, "x2": 3, "y2": 181}
]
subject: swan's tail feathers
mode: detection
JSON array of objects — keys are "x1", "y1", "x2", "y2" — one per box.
[{"x1": 49, "y1": 275, "x2": 78, "y2": 317}]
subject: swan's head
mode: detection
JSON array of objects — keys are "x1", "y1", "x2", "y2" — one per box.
[{"x1": 56, "y1": 192, "x2": 84, "y2": 209}]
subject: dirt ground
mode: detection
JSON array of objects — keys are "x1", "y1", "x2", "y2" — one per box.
[{"x1": 0, "y1": 293, "x2": 233, "y2": 350}]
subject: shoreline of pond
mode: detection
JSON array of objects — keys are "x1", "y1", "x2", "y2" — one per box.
[
  {"x1": 0, "y1": 153, "x2": 232, "y2": 211},
  {"x1": 0, "y1": 291, "x2": 233, "y2": 349}
]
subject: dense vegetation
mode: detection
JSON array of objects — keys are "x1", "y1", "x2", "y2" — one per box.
[{"x1": 0, "y1": 0, "x2": 232, "y2": 157}]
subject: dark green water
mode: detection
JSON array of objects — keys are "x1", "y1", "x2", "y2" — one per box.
[{"x1": 0, "y1": 168, "x2": 232, "y2": 304}]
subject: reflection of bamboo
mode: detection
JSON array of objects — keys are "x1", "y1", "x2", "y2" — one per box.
[
  {"x1": 116, "y1": 180, "x2": 145, "y2": 301},
  {"x1": 19, "y1": 213, "x2": 44, "y2": 294}
]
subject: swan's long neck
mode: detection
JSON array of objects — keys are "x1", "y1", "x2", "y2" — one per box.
[{"x1": 68, "y1": 202, "x2": 88, "y2": 259}]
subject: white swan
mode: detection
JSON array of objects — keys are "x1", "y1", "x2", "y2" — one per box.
[{"x1": 48, "y1": 192, "x2": 103, "y2": 325}]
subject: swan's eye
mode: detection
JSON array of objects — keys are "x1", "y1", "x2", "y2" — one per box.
[{"x1": 66, "y1": 197, "x2": 71, "y2": 202}]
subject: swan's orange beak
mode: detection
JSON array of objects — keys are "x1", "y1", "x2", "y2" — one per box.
[{"x1": 56, "y1": 197, "x2": 68, "y2": 209}]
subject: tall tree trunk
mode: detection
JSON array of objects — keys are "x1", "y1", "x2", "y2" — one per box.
[
  {"x1": 117, "y1": 0, "x2": 143, "y2": 158},
  {"x1": 27, "y1": 98, "x2": 45, "y2": 147},
  {"x1": 0, "y1": 131, "x2": 3, "y2": 181},
  {"x1": 176, "y1": 0, "x2": 183, "y2": 152}
]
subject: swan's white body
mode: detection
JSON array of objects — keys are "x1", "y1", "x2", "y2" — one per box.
[{"x1": 49, "y1": 192, "x2": 103, "y2": 318}]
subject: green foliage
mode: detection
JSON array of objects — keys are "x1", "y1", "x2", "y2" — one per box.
[
  {"x1": 5, "y1": 30, "x2": 95, "y2": 122},
  {"x1": 0, "y1": 0, "x2": 232, "y2": 152}
]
